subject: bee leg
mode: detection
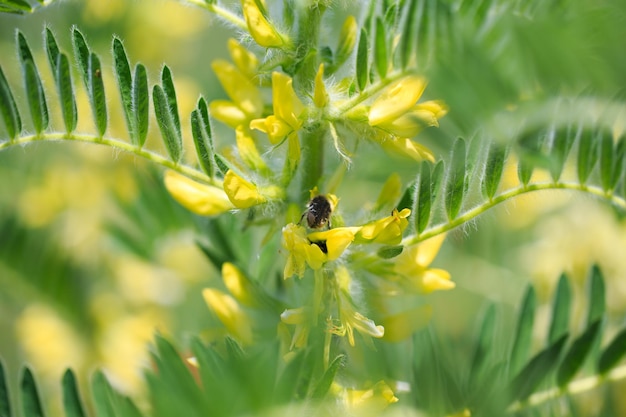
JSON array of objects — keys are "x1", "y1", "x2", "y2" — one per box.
[{"x1": 298, "y1": 211, "x2": 307, "y2": 226}]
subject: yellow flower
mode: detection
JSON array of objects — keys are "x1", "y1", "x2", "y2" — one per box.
[
  {"x1": 313, "y1": 64, "x2": 328, "y2": 108},
  {"x1": 307, "y1": 227, "x2": 361, "y2": 261},
  {"x1": 375, "y1": 134, "x2": 436, "y2": 163},
  {"x1": 368, "y1": 76, "x2": 427, "y2": 126},
  {"x1": 280, "y1": 307, "x2": 312, "y2": 349},
  {"x1": 394, "y1": 234, "x2": 454, "y2": 293},
  {"x1": 241, "y1": 0, "x2": 287, "y2": 48},
  {"x1": 337, "y1": 380, "x2": 398, "y2": 414},
  {"x1": 282, "y1": 223, "x2": 326, "y2": 278},
  {"x1": 164, "y1": 170, "x2": 234, "y2": 216},
  {"x1": 227, "y1": 38, "x2": 258, "y2": 79},
  {"x1": 211, "y1": 59, "x2": 263, "y2": 128},
  {"x1": 335, "y1": 15, "x2": 358, "y2": 65},
  {"x1": 251, "y1": 72, "x2": 305, "y2": 144},
  {"x1": 380, "y1": 305, "x2": 432, "y2": 342},
  {"x1": 355, "y1": 208, "x2": 411, "y2": 245},
  {"x1": 380, "y1": 100, "x2": 448, "y2": 137},
  {"x1": 235, "y1": 126, "x2": 268, "y2": 172},
  {"x1": 281, "y1": 224, "x2": 360, "y2": 278},
  {"x1": 202, "y1": 288, "x2": 253, "y2": 345},
  {"x1": 221, "y1": 262, "x2": 257, "y2": 307},
  {"x1": 222, "y1": 170, "x2": 282, "y2": 208}
]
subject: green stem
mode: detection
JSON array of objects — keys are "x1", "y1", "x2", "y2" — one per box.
[
  {"x1": 292, "y1": 2, "x2": 324, "y2": 94},
  {"x1": 0, "y1": 133, "x2": 216, "y2": 185},
  {"x1": 183, "y1": 0, "x2": 247, "y2": 30},
  {"x1": 404, "y1": 182, "x2": 626, "y2": 245},
  {"x1": 299, "y1": 124, "x2": 326, "y2": 203},
  {"x1": 507, "y1": 364, "x2": 626, "y2": 413}
]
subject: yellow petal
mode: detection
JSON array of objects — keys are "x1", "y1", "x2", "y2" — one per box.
[
  {"x1": 202, "y1": 288, "x2": 253, "y2": 344},
  {"x1": 355, "y1": 208, "x2": 411, "y2": 245},
  {"x1": 378, "y1": 136, "x2": 435, "y2": 163},
  {"x1": 272, "y1": 72, "x2": 305, "y2": 130},
  {"x1": 227, "y1": 38, "x2": 258, "y2": 79},
  {"x1": 164, "y1": 170, "x2": 233, "y2": 216},
  {"x1": 308, "y1": 227, "x2": 361, "y2": 261},
  {"x1": 381, "y1": 305, "x2": 432, "y2": 342},
  {"x1": 222, "y1": 262, "x2": 257, "y2": 307},
  {"x1": 235, "y1": 126, "x2": 268, "y2": 172},
  {"x1": 368, "y1": 76, "x2": 427, "y2": 126},
  {"x1": 250, "y1": 115, "x2": 292, "y2": 144},
  {"x1": 223, "y1": 170, "x2": 266, "y2": 208},
  {"x1": 415, "y1": 233, "x2": 447, "y2": 266},
  {"x1": 313, "y1": 64, "x2": 328, "y2": 108},
  {"x1": 417, "y1": 268, "x2": 455, "y2": 293},
  {"x1": 212, "y1": 60, "x2": 263, "y2": 117},
  {"x1": 241, "y1": 0, "x2": 286, "y2": 48},
  {"x1": 209, "y1": 100, "x2": 248, "y2": 129}
]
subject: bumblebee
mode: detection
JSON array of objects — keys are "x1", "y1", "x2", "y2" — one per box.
[{"x1": 301, "y1": 194, "x2": 333, "y2": 229}]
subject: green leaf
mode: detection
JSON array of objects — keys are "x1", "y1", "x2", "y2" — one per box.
[
  {"x1": 153, "y1": 85, "x2": 182, "y2": 162},
  {"x1": 0, "y1": 360, "x2": 11, "y2": 417},
  {"x1": 91, "y1": 371, "x2": 116, "y2": 417},
  {"x1": 556, "y1": 320, "x2": 602, "y2": 387},
  {"x1": 191, "y1": 107, "x2": 215, "y2": 178},
  {"x1": 415, "y1": 162, "x2": 432, "y2": 234},
  {"x1": 161, "y1": 66, "x2": 181, "y2": 138},
  {"x1": 356, "y1": 28, "x2": 369, "y2": 91},
  {"x1": 71, "y1": 27, "x2": 90, "y2": 87},
  {"x1": 548, "y1": 273, "x2": 571, "y2": 344},
  {"x1": 509, "y1": 287, "x2": 536, "y2": 377},
  {"x1": 549, "y1": 126, "x2": 576, "y2": 182},
  {"x1": 445, "y1": 138, "x2": 467, "y2": 220},
  {"x1": 482, "y1": 141, "x2": 507, "y2": 199},
  {"x1": 377, "y1": 245, "x2": 404, "y2": 259},
  {"x1": 197, "y1": 96, "x2": 213, "y2": 145},
  {"x1": 577, "y1": 129, "x2": 598, "y2": 185},
  {"x1": 510, "y1": 334, "x2": 568, "y2": 402},
  {"x1": 21, "y1": 368, "x2": 45, "y2": 417},
  {"x1": 312, "y1": 354, "x2": 346, "y2": 399},
  {"x1": 133, "y1": 64, "x2": 149, "y2": 146},
  {"x1": 44, "y1": 27, "x2": 60, "y2": 74},
  {"x1": 611, "y1": 137, "x2": 625, "y2": 190},
  {"x1": 55, "y1": 53, "x2": 77, "y2": 133},
  {"x1": 18, "y1": 32, "x2": 48, "y2": 134},
  {"x1": 62, "y1": 369, "x2": 86, "y2": 417},
  {"x1": 599, "y1": 130, "x2": 614, "y2": 191},
  {"x1": 88, "y1": 53, "x2": 107, "y2": 136},
  {"x1": 470, "y1": 304, "x2": 496, "y2": 383},
  {"x1": 587, "y1": 265, "x2": 605, "y2": 325},
  {"x1": 399, "y1": 0, "x2": 418, "y2": 68},
  {"x1": 374, "y1": 18, "x2": 388, "y2": 79},
  {"x1": 113, "y1": 37, "x2": 136, "y2": 144},
  {"x1": 517, "y1": 129, "x2": 546, "y2": 186},
  {"x1": 0, "y1": 0, "x2": 31, "y2": 13},
  {"x1": 397, "y1": 180, "x2": 416, "y2": 212},
  {"x1": 0, "y1": 65, "x2": 22, "y2": 139},
  {"x1": 598, "y1": 327, "x2": 626, "y2": 375}
]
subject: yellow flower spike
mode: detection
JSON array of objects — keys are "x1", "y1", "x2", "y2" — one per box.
[
  {"x1": 251, "y1": 72, "x2": 305, "y2": 144},
  {"x1": 202, "y1": 288, "x2": 253, "y2": 345},
  {"x1": 313, "y1": 64, "x2": 329, "y2": 108},
  {"x1": 164, "y1": 170, "x2": 234, "y2": 216},
  {"x1": 378, "y1": 135, "x2": 436, "y2": 163},
  {"x1": 211, "y1": 60, "x2": 263, "y2": 117},
  {"x1": 221, "y1": 262, "x2": 257, "y2": 307},
  {"x1": 307, "y1": 227, "x2": 361, "y2": 261},
  {"x1": 282, "y1": 223, "x2": 326, "y2": 278},
  {"x1": 223, "y1": 170, "x2": 266, "y2": 208},
  {"x1": 368, "y1": 76, "x2": 427, "y2": 126},
  {"x1": 227, "y1": 38, "x2": 258, "y2": 79},
  {"x1": 381, "y1": 305, "x2": 433, "y2": 342},
  {"x1": 209, "y1": 100, "x2": 248, "y2": 129},
  {"x1": 235, "y1": 126, "x2": 268, "y2": 172},
  {"x1": 355, "y1": 208, "x2": 411, "y2": 245},
  {"x1": 241, "y1": 0, "x2": 286, "y2": 48}
]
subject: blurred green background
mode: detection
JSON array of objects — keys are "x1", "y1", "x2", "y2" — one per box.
[{"x1": 1, "y1": 0, "x2": 626, "y2": 415}]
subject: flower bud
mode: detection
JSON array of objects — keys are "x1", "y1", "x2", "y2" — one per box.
[
  {"x1": 241, "y1": 0, "x2": 286, "y2": 48},
  {"x1": 164, "y1": 170, "x2": 233, "y2": 216}
]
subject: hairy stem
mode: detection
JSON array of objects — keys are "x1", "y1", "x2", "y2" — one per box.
[
  {"x1": 184, "y1": 0, "x2": 247, "y2": 30},
  {"x1": 0, "y1": 133, "x2": 216, "y2": 185},
  {"x1": 507, "y1": 364, "x2": 626, "y2": 413},
  {"x1": 404, "y1": 182, "x2": 626, "y2": 245}
]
